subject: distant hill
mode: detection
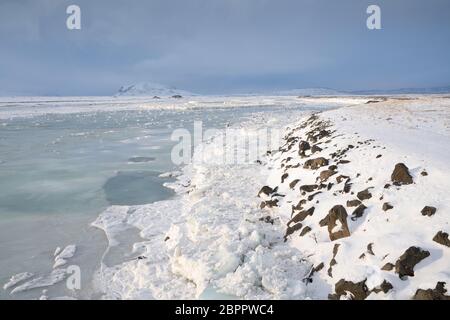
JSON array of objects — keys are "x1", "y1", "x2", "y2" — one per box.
[
  {"x1": 350, "y1": 86, "x2": 450, "y2": 95},
  {"x1": 115, "y1": 82, "x2": 194, "y2": 97},
  {"x1": 272, "y1": 88, "x2": 344, "y2": 96}
]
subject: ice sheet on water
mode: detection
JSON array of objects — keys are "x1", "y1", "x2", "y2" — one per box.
[
  {"x1": 3, "y1": 272, "x2": 34, "y2": 290},
  {"x1": 10, "y1": 269, "x2": 68, "y2": 294}
]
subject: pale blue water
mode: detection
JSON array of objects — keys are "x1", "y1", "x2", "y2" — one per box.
[{"x1": 0, "y1": 104, "x2": 320, "y2": 299}]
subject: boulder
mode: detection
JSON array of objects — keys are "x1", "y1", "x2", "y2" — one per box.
[
  {"x1": 351, "y1": 204, "x2": 367, "y2": 221},
  {"x1": 372, "y1": 280, "x2": 393, "y2": 294},
  {"x1": 260, "y1": 199, "x2": 279, "y2": 209},
  {"x1": 382, "y1": 202, "x2": 393, "y2": 211},
  {"x1": 300, "y1": 226, "x2": 312, "y2": 237},
  {"x1": 284, "y1": 223, "x2": 303, "y2": 241},
  {"x1": 319, "y1": 169, "x2": 337, "y2": 182},
  {"x1": 433, "y1": 231, "x2": 450, "y2": 247},
  {"x1": 413, "y1": 282, "x2": 450, "y2": 300},
  {"x1": 395, "y1": 246, "x2": 430, "y2": 278},
  {"x1": 330, "y1": 279, "x2": 369, "y2": 300},
  {"x1": 357, "y1": 188, "x2": 372, "y2": 201},
  {"x1": 421, "y1": 206, "x2": 437, "y2": 217},
  {"x1": 257, "y1": 186, "x2": 276, "y2": 198},
  {"x1": 298, "y1": 141, "x2": 311, "y2": 155},
  {"x1": 391, "y1": 163, "x2": 413, "y2": 185},
  {"x1": 311, "y1": 145, "x2": 323, "y2": 153},
  {"x1": 289, "y1": 207, "x2": 315, "y2": 225},
  {"x1": 381, "y1": 263, "x2": 394, "y2": 271},
  {"x1": 347, "y1": 199, "x2": 361, "y2": 207},
  {"x1": 320, "y1": 205, "x2": 351, "y2": 241},
  {"x1": 303, "y1": 157, "x2": 329, "y2": 170},
  {"x1": 300, "y1": 184, "x2": 318, "y2": 193},
  {"x1": 336, "y1": 175, "x2": 350, "y2": 184},
  {"x1": 289, "y1": 179, "x2": 300, "y2": 189}
]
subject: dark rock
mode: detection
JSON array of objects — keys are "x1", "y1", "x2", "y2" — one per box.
[
  {"x1": 303, "y1": 157, "x2": 329, "y2": 170},
  {"x1": 357, "y1": 188, "x2": 372, "y2": 201},
  {"x1": 376, "y1": 154, "x2": 382, "y2": 158},
  {"x1": 413, "y1": 282, "x2": 450, "y2": 300},
  {"x1": 172, "y1": 95, "x2": 183, "y2": 99},
  {"x1": 298, "y1": 141, "x2": 311, "y2": 155},
  {"x1": 319, "y1": 169, "x2": 336, "y2": 182},
  {"x1": 153, "y1": 96, "x2": 161, "y2": 99},
  {"x1": 300, "y1": 226, "x2": 312, "y2": 237},
  {"x1": 395, "y1": 246, "x2": 430, "y2": 278},
  {"x1": 307, "y1": 191, "x2": 321, "y2": 201},
  {"x1": 343, "y1": 183, "x2": 352, "y2": 193},
  {"x1": 259, "y1": 216, "x2": 275, "y2": 224},
  {"x1": 328, "y1": 165, "x2": 338, "y2": 171},
  {"x1": 372, "y1": 280, "x2": 393, "y2": 294},
  {"x1": 381, "y1": 263, "x2": 394, "y2": 271},
  {"x1": 421, "y1": 170, "x2": 428, "y2": 176},
  {"x1": 367, "y1": 243, "x2": 375, "y2": 256},
  {"x1": 292, "y1": 199, "x2": 307, "y2": 211},
  {"x1": 347, "y1": 199, "x2": 361, "y2": 207},
  {"x1": 300, "y1": 184, "x2": 318, "y2": 193},
  {"x1": 257, "y1": 186, "x2": 275, "y2": 197},
  {"x1": 336, "y1": 175, "x2": 350, "y2": 184},
  {"x1": 382, "y1": 202, "x2": 393, "y2": 211},
  {"x1": 433, "y1": 231, "x2": 450, "y2": 247},
  {"x1": 289, "y1": 179, "x2": 300, "y2": 189},
  {"x1": 421, "y1": 206, "x2": 436, "y2": 217},
  {"x1": 331, "y1": 279, "x2": 369, "y2": 300},
  {"x1": 384, "y1": 184, "x2": 391, "y2": 189},
  {"x1": 284, "y1": 223, "x2": 303, "y2": 241},
  {"x1": 351, "y1": 204, "x2": 367, "y2": 221},
  {"x1": 391, "y1": 163, "x2": 413, "y2": 185},
  {"x1": 314, "y1": 262, "x2": 324, "y2": 272},
  {"x1": 320, "y1": 205, "x2": 351, "y2": 241},
  {"x1": 311, "y1": 145, "x2": 323, "y2": 153},
  {"x1": 288, "y1": 207, "x2": 315, "y2": 225},
  {"x1": 260, "y1": 199, "x2": 279, "y2": 209},
  {"x1": 281, "y1": 173, "x2": 289, "y2": 183},
  {"x1": 337, "y1": 160, "x2": 350, "y2": 164}
]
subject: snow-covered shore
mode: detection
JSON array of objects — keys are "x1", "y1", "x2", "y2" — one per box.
[
  {"x1": 92, "y1": 95, "x2": 450, "y2": 300},
  {"x1": 266, "y1": 96, "x2": 450, "y2": 299}
]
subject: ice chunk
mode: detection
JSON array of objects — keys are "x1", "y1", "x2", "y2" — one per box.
[{"x1": 3, "y1": 272, "x2": 34, "y2": 290}]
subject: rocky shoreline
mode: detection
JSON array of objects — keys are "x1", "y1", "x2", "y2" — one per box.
[{"x1": 258, "y1": 98, "x2": 450, "y2": 299}]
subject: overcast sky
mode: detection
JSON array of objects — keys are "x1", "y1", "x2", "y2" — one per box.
[{"x1": 0, "y1": 0, "x2": 449, "y2": 95}]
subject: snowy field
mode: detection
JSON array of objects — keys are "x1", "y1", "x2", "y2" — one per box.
[{"x1": 1, "y1": 95, "x2": 449, "y2": 300}]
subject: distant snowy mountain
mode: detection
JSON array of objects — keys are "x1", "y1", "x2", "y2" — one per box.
[
  {"x1": 351, "y1": 86, "x2": 450, "y2": 95},
  {"x1": 274, "y1": 88, "x2": 344, "y2": 96},
  {"x1": 115, "y1": 82, "x2": 194, "y2": 97}
]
